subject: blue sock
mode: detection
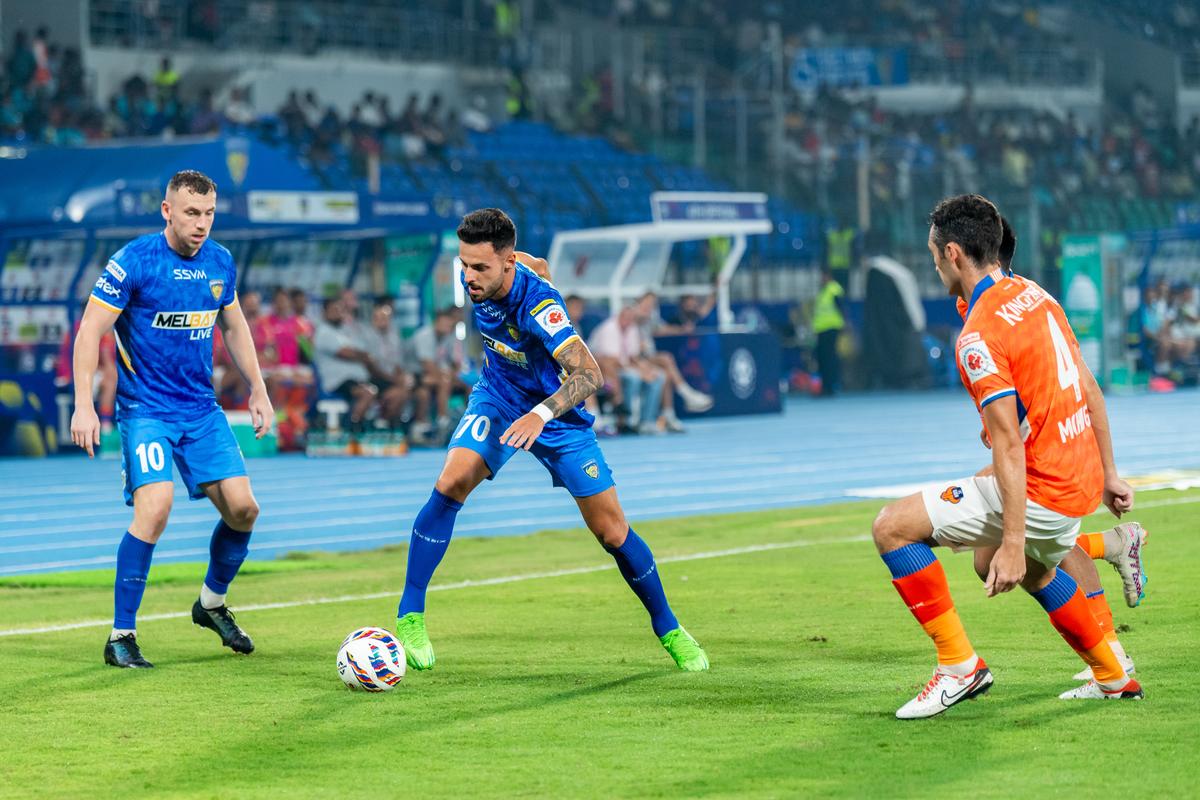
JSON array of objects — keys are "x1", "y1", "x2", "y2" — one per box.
[
  {"x1": 606, "y1": 529, "x2": 679, "y2": 637},
  {"x1": 204, "y1": 520, "x2": 252, "y2": 595},
  {"x1": 114, "y1": 532, "x2": 155, "y2": 630},
  {"x1": 398, "y1": 489, "x2": 464, "y2": 616},
  {"x1": 1031, "y1": 569, "x2": 1078, "y2": 613}
]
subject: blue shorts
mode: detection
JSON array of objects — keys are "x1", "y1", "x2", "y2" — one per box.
[
  {"x1": 118, "y1": 407, "x2": 247, "y2": 506},
  {"x1": 449, "y1": 392, "x2": 615, "y2": 498}
]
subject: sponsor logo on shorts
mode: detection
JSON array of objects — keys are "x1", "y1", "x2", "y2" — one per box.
[
  {"x1": 940, "y1": 485, "x2": 964, "y2": 504},
  {"x1": 583, "y1": 459, "x2": 600, "y2": 479},
  {"x1": 105, "y1": 260, "x2": 127, "y2": 282},
  {"x1": 94, "y1": 276, "x2": 121, "y2": 298}
]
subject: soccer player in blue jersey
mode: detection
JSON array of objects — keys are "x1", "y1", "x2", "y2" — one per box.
[
  {"x1": 394, "y1": 208, "x2": 709, "y2": 671},
  {"x1": 70, "y1": 170, "x2": 273, "y2": 669}
]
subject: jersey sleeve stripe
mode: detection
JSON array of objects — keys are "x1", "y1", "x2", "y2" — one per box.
[
  {"x1": 980, "y1": 388, "x2": 1017, "y2": 408},
  {"x1": 112, "y1": 330, "x2": 135, "y2": 373},
  {"x1": 223, "y1": 291, "x2": 239, "y2": 309},
  {"x1": 88, "y1": 294, "x2": 122, "y2": 314},
  {"x1": 530, "y1": 298, "x2": 555, "y2": 316},
  {"x1": 551, "y1": 334, "x2": 582, "y2": 359}
]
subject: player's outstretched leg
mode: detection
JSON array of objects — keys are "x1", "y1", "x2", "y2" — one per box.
[
  {"x1": 395, "y1": 488, "x2": 463, "y2": 670},
  {"x1": 1024, "y1": 564, "x2": 1143, "y2": 701},
  {"x1": 1077, "y1": 522, "x2": 1149, "y2": 608},
  {"x1": 577, "y1": 488, "x2": 708, "y2": 671},
  {"x1": 105, "y1": 482, "x2": 172, "y2": 669},
  {"x1": 873, "y1": 496, "x2": 991, "y2": 719},
  {"x1": 395, "y1": 449, "x2": 487, "y2": 671},
  {"x1": 193, "y1": 478, "x2": 259, "y2": 655}
]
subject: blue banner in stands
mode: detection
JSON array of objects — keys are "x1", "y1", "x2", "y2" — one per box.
[
  {"x1": 790, "y1": 47, "x2": 909, "y2": 90},
  {"x1": 655, "y1": 332, "x2": 782, "y2": 417},
  {"x1": 650, "y1": 192, "x2": 769, "y2": 223}
]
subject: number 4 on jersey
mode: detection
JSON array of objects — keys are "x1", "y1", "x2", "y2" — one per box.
[{"x1": 1046, "y1": 312, "x2": 1082, "y2": 402}]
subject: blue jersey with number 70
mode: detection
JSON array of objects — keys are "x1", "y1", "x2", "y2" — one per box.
[{"x1": 465, "y1": 262, "x2": 593, "y2": 429}]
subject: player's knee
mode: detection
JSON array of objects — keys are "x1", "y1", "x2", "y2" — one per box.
[
  {"x1": 972, "y1": 549, "x2": 990, "y2": 581},
  {"x1": 590, "y1": 519, "x2": 627, "y2": 548},
  {"x1": 871, "y1": 505, "x2": 903, "y2": 552},
  {"x1": 228, "y1": 497, "x2": 259, "y2": 530},
  {"x1": 434, "y1": 474, "x2": 475, "y2": 504},
  {"x1": 138, "y1": 505, "x2": 172, "y2": 540}
]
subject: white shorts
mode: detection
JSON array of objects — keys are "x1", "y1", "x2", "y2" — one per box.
[{"x1": 920, "y1": 475, "x2": 1081, "y2": 568}]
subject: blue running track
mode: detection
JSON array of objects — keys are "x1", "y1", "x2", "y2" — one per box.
[{"x1": 1, "y1": 389, "x2": 1197, "y2": 576}]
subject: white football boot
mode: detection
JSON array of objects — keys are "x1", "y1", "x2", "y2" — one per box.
[
  {"x1": 1059, "y1": 677, "x2": 1143, "y2": 700},
  {"x1": 895, "y1": 658, "x2": 993, "y2": 720},
  {"x1": 1106, "y1": 522, "x2": 1149, "y2": 608}
]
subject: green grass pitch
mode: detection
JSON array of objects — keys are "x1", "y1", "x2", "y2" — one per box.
[{"x1": 1, "y1": 491, "x2": 1197, "y2": 798}]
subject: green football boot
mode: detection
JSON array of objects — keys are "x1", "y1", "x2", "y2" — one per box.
[
  {"x1": 660, "y1": 627, "x2": 709, "y2": 671},
  {"x1": 395, "y1": 612, "x2": 436, "y2": 670}
]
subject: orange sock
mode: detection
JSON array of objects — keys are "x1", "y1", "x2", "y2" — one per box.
[
  {"x1": 1086, "y1": 589, "x2": 1119, "y2": 645},
  {"x1": 1077, "y1": 531, "x2": 1106, "y2": 560},
  {"x1": 1035, "y1": 571, "x2": 1125, "y2": 685},
  {"x1": 883, "y1": 544, "x2": 975, "y2": 666}
]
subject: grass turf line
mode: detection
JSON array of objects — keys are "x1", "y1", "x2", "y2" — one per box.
[{"x1": 0, "y1": 492, "x2": 1196, "y2": 798}]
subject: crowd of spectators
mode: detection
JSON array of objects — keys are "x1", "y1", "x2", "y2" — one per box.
[
  {"x1": 772, "y1": 84, "x2": 1200, "y2": 236},
  {"x1": 1140, "y1": 278, "x2": 1200, "y2": 380},
  {"x1": 211, "y1": 286, "x2": 480, "y2": 447}
]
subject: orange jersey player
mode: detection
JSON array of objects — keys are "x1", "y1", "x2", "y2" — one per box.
[
  {"x1": 968, "y1": 216, "x2": 1148, "y2": 683},
  {"x1": 870, "y1": 194, "x2": 1142, "y2": 720}
]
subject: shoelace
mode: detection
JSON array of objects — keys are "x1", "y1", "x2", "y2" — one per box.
[{"x1": 916, "y1": 670, "x2": 949, "y2": 702}]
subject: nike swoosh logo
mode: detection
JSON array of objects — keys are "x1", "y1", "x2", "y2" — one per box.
[{"x1": 940, "y1": 675, "x2": 981, "y2": 707}]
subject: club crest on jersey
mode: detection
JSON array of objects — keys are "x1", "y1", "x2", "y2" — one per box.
[
  {"x1": 959, "y1": 340, "x2": 998, "y2": 384},
  {"x1": 940, "y1": 486, "x2": 964, "y2": 504},
  {"x1": 506, "y1": 323, "x2": 520, "y2": 341},
  {"x1": 531, "y1": 299, "x2": 571, "y2": 337},
  {"x1": 583, "y1": 460, "x2": 600, "y2": 479},
  {"x1": 209, "y1": 279, "x2": 224, "y2": 301}
]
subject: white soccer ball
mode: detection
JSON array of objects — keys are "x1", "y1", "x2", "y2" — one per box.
[{"x1": 337, "y1": 627, "x2": 406, "y2": 692}]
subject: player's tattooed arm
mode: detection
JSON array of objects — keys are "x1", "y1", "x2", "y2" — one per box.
[
  {"x1": 543, "y1": 338, "x2": 603, "y2": 417},
  {"x1": 499, "y1": 337, "x2": 603, "y2": 451}
]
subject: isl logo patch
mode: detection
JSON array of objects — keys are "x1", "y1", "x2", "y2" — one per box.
[
  {"x1": 940, "y1": 485, "x2": 964, "y2": 504},
  {"x1": 209, "y1": 279, "x2": 225, "y2": 301},
  {"x1": 582, "y1": 459, "x2": 600, "y2": 479}
]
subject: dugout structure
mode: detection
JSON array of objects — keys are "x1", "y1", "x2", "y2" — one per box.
[{"x1": 545, "y1": 192, "x2": 772, "y2": 331}]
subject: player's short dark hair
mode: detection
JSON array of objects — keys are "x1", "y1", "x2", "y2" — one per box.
[
  {"x1": 374, "y1": 295, "x2": 395, "y2": 309},
  {"x1": 457, "y1": 208, "x2": 516, "y2": 252},
  {"x1": 929, "y1": 194, "x2": 1002, "y2": 267},
  {"x1": 998, "y1": 215, "x2": 1016, "y2": 270},
  {"x1": 168, "y1": 169, "x2": 217, "y2": 196}
]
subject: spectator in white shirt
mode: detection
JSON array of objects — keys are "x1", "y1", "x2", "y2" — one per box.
[{"x1": 588, "y1": 305, "x2": 665, "y2": 435}]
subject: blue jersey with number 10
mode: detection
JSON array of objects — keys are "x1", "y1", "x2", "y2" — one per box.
[
  {"x1": 467, "y1": 262, "x2": 594, "y2": 429},
  {"x1": 89, "y1": 232, "x2": 237, "y2": 421}
]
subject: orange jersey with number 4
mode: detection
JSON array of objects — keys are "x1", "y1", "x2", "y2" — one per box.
[{"x1": 955, "y1": 270, "x2": 1102, "y2": 517}]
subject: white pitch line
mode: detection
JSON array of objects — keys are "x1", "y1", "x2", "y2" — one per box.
[{"x1": 0, "y1": 534, "x2": 871, "y2": 638}]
